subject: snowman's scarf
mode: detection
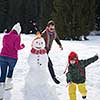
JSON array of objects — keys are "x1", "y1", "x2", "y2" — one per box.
[{"x1": 31, "y1": 48, "x2": 47, "y2": 54}]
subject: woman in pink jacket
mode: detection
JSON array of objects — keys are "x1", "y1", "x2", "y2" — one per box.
[{"x1": 0, "y1": 23, "x2": 25, "y2": 100}]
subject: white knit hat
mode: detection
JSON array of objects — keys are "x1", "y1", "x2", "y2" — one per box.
[{"x1": 12, "y1": 22, "x2": 21, "y2": 34}]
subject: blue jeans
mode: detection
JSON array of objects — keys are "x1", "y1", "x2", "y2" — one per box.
[{"x1": 0, "y1": 56, "x2": 17, "y2": 82}]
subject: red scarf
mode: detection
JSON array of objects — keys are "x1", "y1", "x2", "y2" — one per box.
[
  {"x1": 31, "y1": 48, "x2": 47, "y2": 54},
  {"x1": 77, "y1": 64, "x2": 85, "y2": 78},
  {"x1": 45, "y1": 29, "x2": 57, "y2": 49}
]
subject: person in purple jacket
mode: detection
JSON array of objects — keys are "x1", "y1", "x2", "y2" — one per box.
[{"x1": 0, "y1": 22, "x2": 25, "y2": 100}]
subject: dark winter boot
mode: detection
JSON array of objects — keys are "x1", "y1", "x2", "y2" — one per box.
[
  {"x1": 82, "y1": 96, "x2": 86, "y2": 99},
  {"x1": 53, "y1": 77, "x2": 60, "y2": 84},
  {"x1": 84, "y1": 36, "x2": 89, "y2": 40}
]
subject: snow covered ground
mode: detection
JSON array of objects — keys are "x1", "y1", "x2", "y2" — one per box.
[{"x1": 0, "y1": 34, "x2": 100, "y2": 100}]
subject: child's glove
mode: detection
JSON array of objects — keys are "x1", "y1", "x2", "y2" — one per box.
[
  {"x1": 63, "y1": 68, "x2": 67, "y2": 74},
  {"x1": 96, "y1": 54, "x2": 99, "y2": 59},
  {"x1": 68, "y1": 81, "x2": 72, "y2": 85},
  {"x1": 66, "y1": 82, "x2": 72, "y2": 87},
  {"x1": 59, "y1": 45, "x2": 63, "y2": 50},
  {"x1": 67, "y1": 79, "x2": 72, "y2": 83},
  {"x1": 21, "y1": 44, "x2": 25, "y2": 49},
  {"x1": 63, "y1": 70, "x2": 66, "y2": 74}
]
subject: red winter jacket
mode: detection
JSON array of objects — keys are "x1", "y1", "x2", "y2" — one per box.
[{"x1": 0, "y1": 30, "x2": 24, "y2": 59}]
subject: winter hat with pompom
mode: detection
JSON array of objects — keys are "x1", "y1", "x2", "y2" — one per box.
[
  {"x1": 68, "y1": 51, "x2": 79, "y2": 64},
  {"x1": 36, "y1": 31, "x2": 41, "y2": 37},
  {"x1": 12, "y1": 22, "x2": 21, "y2": 35}
]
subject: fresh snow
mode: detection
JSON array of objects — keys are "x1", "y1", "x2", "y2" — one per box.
[{"x1": 0, "y1": 34, "x2": 100, "y2": 100}]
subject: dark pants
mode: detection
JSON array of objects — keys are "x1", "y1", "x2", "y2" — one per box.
[
  {"x1": 0, "y1": 56, "x2": 17, "y2": 82},
  {"x1": 48, "y1": 56, "x2": 60, "y2": 84}
]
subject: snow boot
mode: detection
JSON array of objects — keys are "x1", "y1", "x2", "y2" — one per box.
[
  {"x1": 5, "y1": 78, "x2": 13, "y2": 90},
  {"x1": 0, "y1": 83, "x2": 5, "y2": 100},
  {"x1": 82, "y1": 96, "x2": 86, "y2": 99},
  {"x1": 53, "y1": 77, "x2": 60, "y2": 84}
]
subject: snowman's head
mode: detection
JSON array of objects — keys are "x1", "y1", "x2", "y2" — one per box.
[{"x1": 32, "y1": 37, "x2": 45, "y2": 50}]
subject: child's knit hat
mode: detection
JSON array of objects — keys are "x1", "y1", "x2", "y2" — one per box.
[
  {"x1": 68, "y1": 51, "x2": 78, "y2": 64},
  {"x1": 12, "y1": 22, "x2": 21, "y2": 35}
]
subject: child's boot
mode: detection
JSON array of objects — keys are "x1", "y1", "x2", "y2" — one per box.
[
  {"x1": 5, "y1": 78, "x2": 13, "y2": 90},
  {"x1": 0, "y1": 83, "x2": 5, "y2": 100},
  {"x1": 82, "y1": 96, "x2": 86, "y2": 99}
]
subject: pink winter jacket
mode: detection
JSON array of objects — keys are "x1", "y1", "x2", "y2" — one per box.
[{"x1": 0, "y1": 30, "x2": 24, "y2": 59}]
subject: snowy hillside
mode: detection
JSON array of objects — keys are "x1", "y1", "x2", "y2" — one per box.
[{"x1": 0, "y1": 34, "x2": 100, "y2": 100}]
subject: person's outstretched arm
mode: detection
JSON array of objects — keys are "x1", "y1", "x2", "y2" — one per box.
[
  {"x1": 55, "y1": 35, "x2": 63, "y2": 50},
  {"x1": 82, "y1": 55, "x2": 98, "y2": 67},
  {"x1": 15, "y1": 36, "x2": 25, "y2": 50}
]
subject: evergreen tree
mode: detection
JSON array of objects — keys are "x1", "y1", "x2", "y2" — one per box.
[
  {"x1": 96, "y1": 0, "x2": 100, "y2": 30},
  {"x1": 0, "y1": 0, "x2": 8, "y2": 32},
  {"x1": 6, "y1": 0, "x2": 23, "y2": 31},
  {"x1": 52, "y1": 0, "x2": 96, "y2": 40},
  {"x1": 0, "y1": 0, "x2": 96, "y2": 36},
  {"x1": 37, "y1": 0, "x2": 54, "y2": 31}
]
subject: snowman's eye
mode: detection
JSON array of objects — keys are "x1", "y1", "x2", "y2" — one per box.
[
  {"x1": 41, "y1": 42, "x2": 43, "y2": 44},
  {"x1": 36, "y1": 41, "x2": 38, "y2": 43}
]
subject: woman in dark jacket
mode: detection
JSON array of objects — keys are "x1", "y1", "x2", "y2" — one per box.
[{"x1": 42, "y1": 20, "x2": 63, "y2": 84}]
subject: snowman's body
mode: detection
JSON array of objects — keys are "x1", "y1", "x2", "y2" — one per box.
[
  {"x1": 25, "y1": 37, "x2": 57, "y2": 100},
  {"x1": 27, "y1": 52, "x2": 48, "y2": 86}
]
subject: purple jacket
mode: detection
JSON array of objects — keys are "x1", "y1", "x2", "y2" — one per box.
[{"x1": 0, "y1": 30, "x2": 24, "y2": 59}]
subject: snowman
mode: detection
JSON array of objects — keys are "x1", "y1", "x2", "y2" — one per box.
[{"x1": 25, "y1": 32, "x2": 58, "y2": 100}]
